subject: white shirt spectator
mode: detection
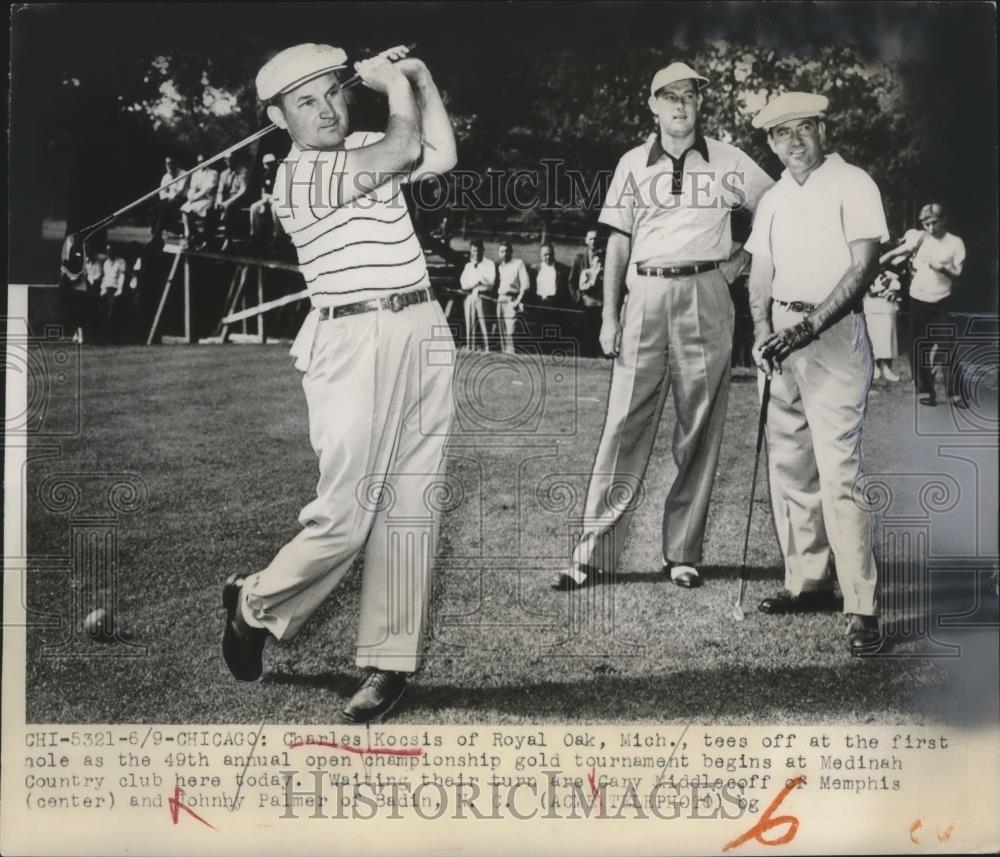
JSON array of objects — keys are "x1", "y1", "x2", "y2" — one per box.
[
  {"x1": 907, "y1": 228, "x2": 966, "y2": 303},
  {"x1": 746, "y1": 153, "x2": 889, "y2": 305},
  {"x1": 460, "y1": 259, "x2": 496, "y2": 291},
  {"x1": 535, "y1": 264, "x2": 557, "y2": 300},
  {"x1": 182, "y1": 167, "x2": 219, "y2": 217},
  {"x1": 496, "y1": 258, "x2": 529, "y2": 301},
  {"x1": 101, "y1": 256, "x2": 127, "y2": 296},
  {"x1": 159, "y1": 170, "x2": 185, "y2": 201}
]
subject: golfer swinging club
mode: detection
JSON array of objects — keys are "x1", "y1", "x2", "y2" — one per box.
[{"x1": 222, "y1": 43, "x2": 457, "y2": 724}]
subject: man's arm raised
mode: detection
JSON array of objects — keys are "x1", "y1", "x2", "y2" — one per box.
[{"x1": 338, "y1": 56, "x2": 422, "y2": 204}]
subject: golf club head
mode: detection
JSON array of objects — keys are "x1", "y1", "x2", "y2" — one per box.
[{"x1": 731, "y1": 602, "x2": 746, "y2": 621}]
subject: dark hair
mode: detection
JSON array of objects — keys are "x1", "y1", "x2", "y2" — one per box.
[
  {"x1": 470, "y1": 240, "x2": 484, "y2": 252},
  {"x1": 499, "y1": 240, "x2": 512, "y2": 250},
  {"x1": 540, "y1": 241, "x2": 554, "y2": 252}
]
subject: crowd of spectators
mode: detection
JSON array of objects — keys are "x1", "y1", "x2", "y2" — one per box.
[
  {"x1": 455, "y1": 233, "x2": 606, "y2": 357},
  {"x1": 59, "y1": 238, "x2": 149, "y2": 344},
  {"x1": 146, "y1": 151, "x2": 280, "y2": 251}
]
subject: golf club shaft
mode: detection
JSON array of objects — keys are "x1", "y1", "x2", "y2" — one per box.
[
  {"x1": 739, "y1": 376, "x2": 772, "y2": 573},
  {"x1": 74, "y1": 43, "x2": 416, "y2": 244}
]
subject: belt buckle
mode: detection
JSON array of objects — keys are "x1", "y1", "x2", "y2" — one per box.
[{"x1": 388, "y1": 293, "x2": 405, "y2": 313}]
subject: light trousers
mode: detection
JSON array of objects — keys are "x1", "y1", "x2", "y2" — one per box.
[
  {"x1": 496, "y1": 298, "x2": 519, "y2": 355},
  {"x1": 243, "y1": 298, "x2": 455, "y2": 672},
  {"x1": 763, "y1": 305, "x2": 878, "y2": 616},
  {"x1": 573, "y1": 268, "x2": 734, "y2": 571}
]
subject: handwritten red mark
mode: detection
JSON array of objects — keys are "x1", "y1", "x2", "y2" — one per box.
[
  {"x1": 937, "y1": 821, "x2": 955, "y2": 843},
  {"x1": 168, "y1": 786, "x2": 216, "y2": 830},
  {"x1": 722, "y1": 776, "x2": 805, "y2": 852},
  {"x1": 287, "y1": 739, "x2": 422, "y2": 758},
  {"x1": 586, "y1": 767, "x2": 605, "y2": 815},
  {"x1": 910, "y1": 818, "x2": 956, "y2": 845}
]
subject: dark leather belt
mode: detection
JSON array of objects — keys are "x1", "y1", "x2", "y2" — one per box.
[
  {"x1": 774, "y1": 299, "x2": 816, "y2": 313},
  {"x1": 318, "y1": 288, "x2": 430, "y2": 320},
  {"x1": 775, "y1": 298, "x2": 862, "y2": 315},
  {"x1": 636, "y1": 261, "x2": 719, "y2": 278}
]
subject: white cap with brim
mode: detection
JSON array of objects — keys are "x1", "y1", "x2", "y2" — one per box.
[
  {"x1": 256, "y1": 43, "x2": 348, "y2": 102},
  {"x1": 752, "y1": 92, "x2": 829, "y2": 130},
  {"x1": 649, "y1": 62, "x2": 709, "y2": 96}
]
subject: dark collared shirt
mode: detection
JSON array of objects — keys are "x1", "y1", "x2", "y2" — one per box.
[{"x1": 646, "y1": 133, "x2": 711, "y2": 195}]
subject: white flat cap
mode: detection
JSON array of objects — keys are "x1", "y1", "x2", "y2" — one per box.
[
  {"x1": 752, "y1": 92, "x2": 829, "y2": 130},
  {"x1": 261, "y1": 153, "x2": 277, "y2": 164},
  {"x1": 650, "y1": 62, "x2": 709, "y2": 96},
  {"x1": 256, "y1": 43, "x2": 348, "y2": 102}
]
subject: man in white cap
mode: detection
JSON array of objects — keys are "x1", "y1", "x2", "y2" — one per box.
[
  {"x1": 552, "y1": 61, "x2": 773, "y2": 592},
  {"x1": 880, "y1": 202, "x2": 967, "y2": 407},
  {"x1": 745, "y1": 92, "x2": 888, "y2": 653},
  {"x1": 222, "y1": 44, "x2": 457, "y2": 723}
]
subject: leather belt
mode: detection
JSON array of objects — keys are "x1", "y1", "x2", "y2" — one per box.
[
  {"x1": 636, "y1": 261, "x2": 719, "y2": 278},
  {"x1": 775, "y1": 298, "x2": 862, "y2": 315},
  {"x1": 774, "y1": 299, "x2": 816, "y2": 313},
  {"x1": 317, "y1": 288, "x2": 430, "y2": 321}
]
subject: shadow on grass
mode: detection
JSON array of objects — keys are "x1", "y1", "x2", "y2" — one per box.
[
  {"x1": 266, "y1": 670, "x2": 358, "y2": 695},
  {"x1": 603, "y1": 565, "x2": 782, "y2": 585},
  {"x1": 401, "y1": 660, "x2": 946, "y2": 723}
]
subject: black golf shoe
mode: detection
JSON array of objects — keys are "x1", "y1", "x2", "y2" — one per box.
[
  {"x1": 222, "y1": 572, "x2": 271, "y2": 683},
  {"x1": 341, "y1": 669, "x2": 408, "y2": 724},
  {"x1": 846, "y1": 613, "x2": 881, "y2": 655}
]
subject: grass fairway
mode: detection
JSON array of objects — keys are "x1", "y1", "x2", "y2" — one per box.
[{"x1": 24, "y1": 343, "x2": 989, "y2": 725}]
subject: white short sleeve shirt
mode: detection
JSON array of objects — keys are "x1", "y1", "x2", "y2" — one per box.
[
  {"x1": 910, "y1": 232, "x2": 966, "y2": 303},
  {"x1": 746, "y1": 153, "x2": 889, "y2": 304}
]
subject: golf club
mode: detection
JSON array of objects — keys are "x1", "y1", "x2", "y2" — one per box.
[
  {"x1": 732, "y1": 374, "x2": 771, "y2": 621},
  {"x1": 70, "y1": 44, "x2": 417, "y2": 248}
]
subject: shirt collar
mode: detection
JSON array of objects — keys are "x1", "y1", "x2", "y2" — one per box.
[
  {"x1": 780, "y1": 151, "x2": 842, "y2": 184},
  {"x1": 647, "y1": 132, "x2": 710, "y2": 168}
]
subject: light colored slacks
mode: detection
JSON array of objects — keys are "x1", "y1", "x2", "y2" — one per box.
[
  {"x1": 496, "y1": 298, "x2": 518, "y2": 354},
  {"x1": 242, "y1": 298, "x2": 455, "y2": 672},
  {"x1": 762, "y1": 305, "x2": 878, "y2": 616},
  {"x1": 572, "y1": 268, "x2": 734, "y2": 571},
  {"x1": 463, "y1": 290, "x2": 490, "y2": 351}
]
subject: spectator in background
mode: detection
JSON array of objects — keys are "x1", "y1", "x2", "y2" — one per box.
[
  {"x1": 863, "y1": 266, "x2": 902, "y2": 381},
  {"x1": 180, "y1": 155, "x2": 219, "y2": 248},
  {"x1": 119, "y1": 243, "x2": 148, "y2": 345},
  {"x1": 530, "y1": 242, "x2": 570, "y2": 306},
  {"x1": 458, "y1": 239, "x2": 495, "y2": 351},
  {"x1": 880, "y1": 203, "x2": 967, "y2": 407},
  {"x1": 59, "y1": 235, "x2": 94, "y2": 344},
  {"x1": 249, "y1": 153, "x2": 279, "y2": 249},
  {"x1": 529, "y1": 242, "x2": 571, "y2": 347},
  {"x1": 99, "y1": 242, "x2": 128, "y2": 344},
  {"x1": 148, "y1": 156, "x2": 188, "y2": 241},
  {"x1": 214, "y1": 154, "x2": 248, "y2": 244},
  {"x1": 569, "y1": 229, "x2": 605, "y2": 357},
  {"x1": 495, "y1": 240, "x2": 529, "y2": 354}
]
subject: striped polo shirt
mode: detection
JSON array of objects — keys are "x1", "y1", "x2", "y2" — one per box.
[{"x1": 273, "y1": 132, "x2": 429, "y2": 308}]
